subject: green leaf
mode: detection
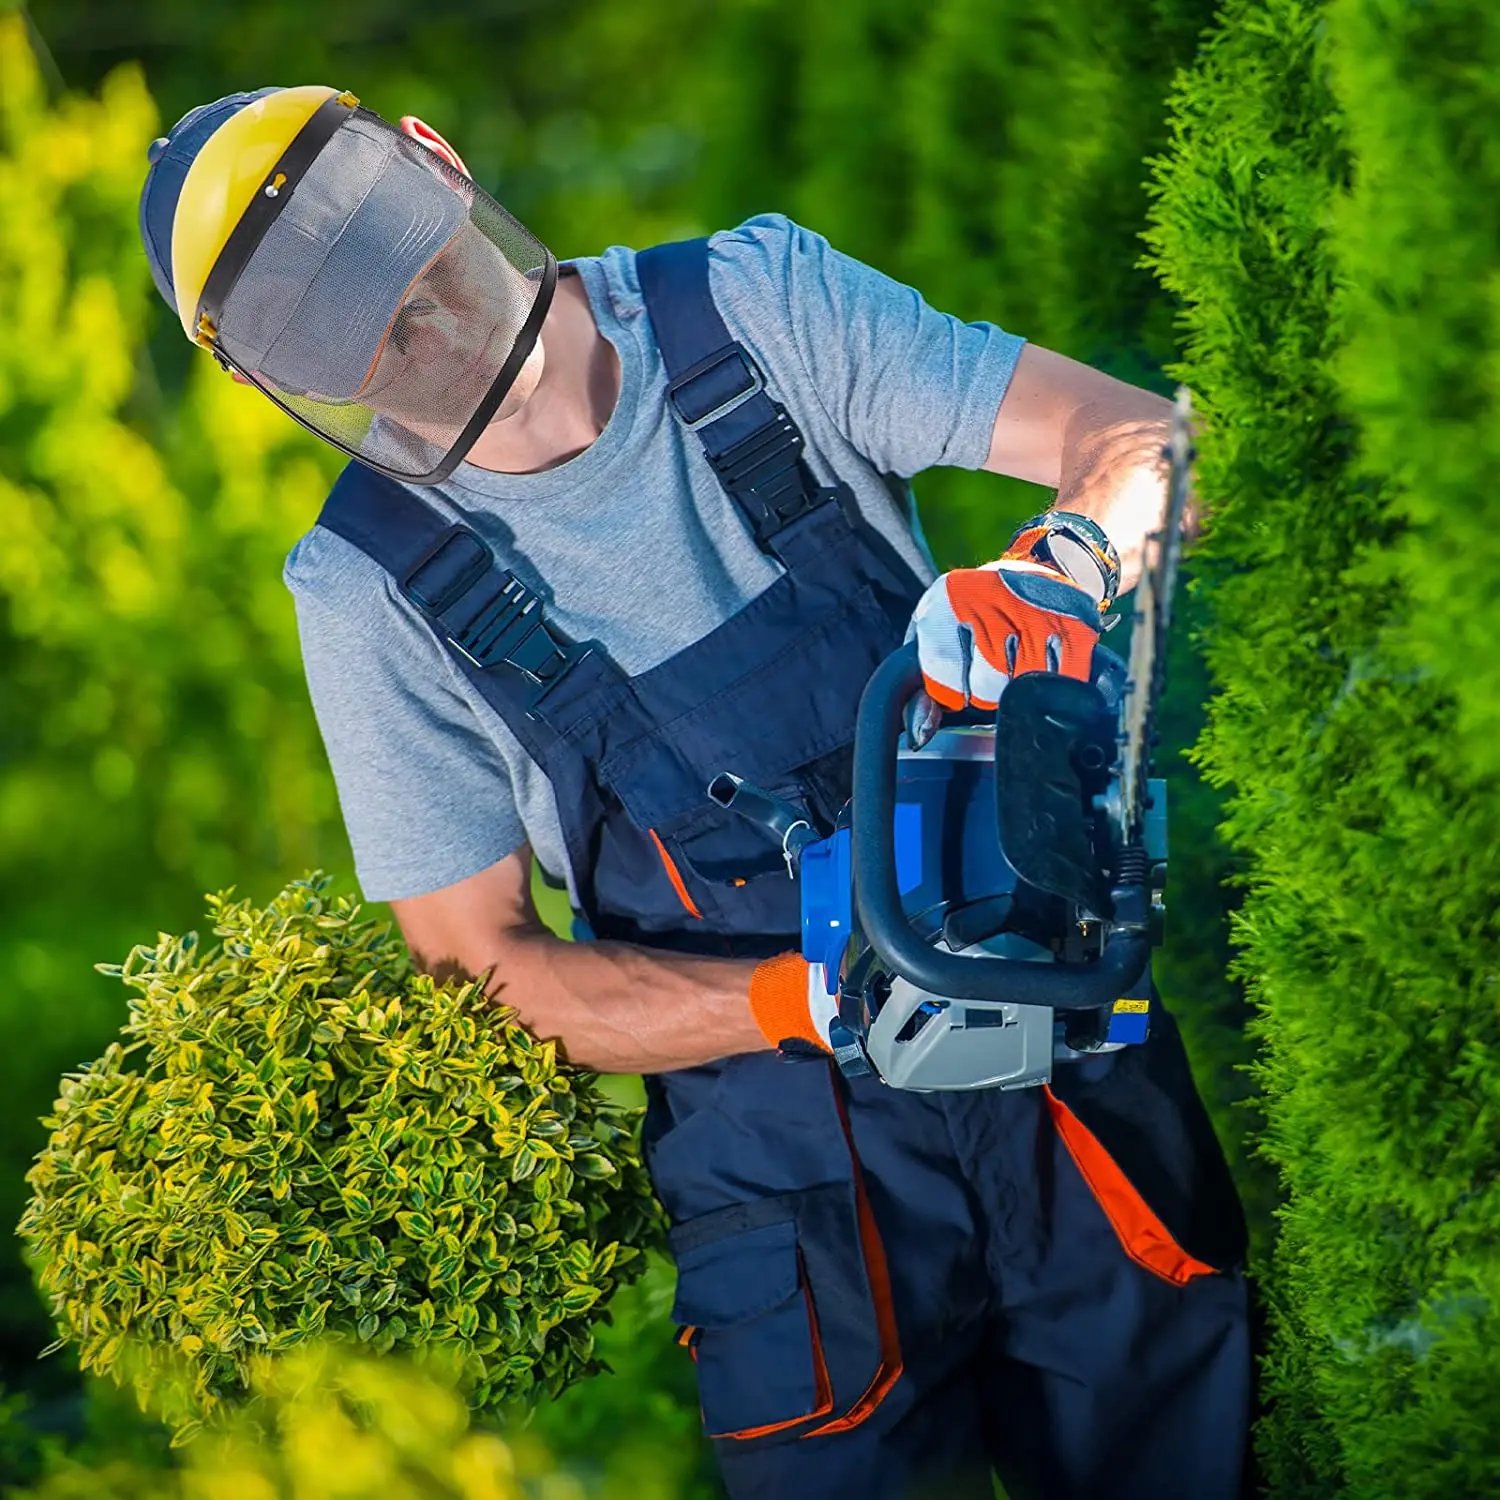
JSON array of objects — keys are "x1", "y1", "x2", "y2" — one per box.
[
  {"x1": 559, "y1": 1285, "x2": 602, "y2": 1315},
  {"x1": 395, "y1": 1210, "x2": 434, "y2": 1241},
  {"x1": 340, "y1": 1187, "x2": 374, "y2": 1219}
]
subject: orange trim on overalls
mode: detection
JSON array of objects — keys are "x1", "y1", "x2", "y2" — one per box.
[
  {"x1": 648, "y1": 829, "x2": 703, "y2": 920},
  {"x1": 1043, "y1": 1085, "x2": 1216, "y2": 1287},
  {"x1": 707, "y1": 1266, "x2": 835, "y2": 1441},
  {"x1": 804, "y1": 1076, "x2": 905, "y2": 1436}
]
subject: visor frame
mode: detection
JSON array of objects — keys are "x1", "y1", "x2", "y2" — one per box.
[{"x1": 193, "y1": 94, "x2": 559, "y2": 485}]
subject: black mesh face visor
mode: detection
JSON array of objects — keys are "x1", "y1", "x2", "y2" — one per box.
[{"x1": 199, "y1": 102, "x2": 556, "y2": 484}]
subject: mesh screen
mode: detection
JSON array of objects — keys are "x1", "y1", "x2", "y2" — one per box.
[{"x1": 215, "y1": 111, "x2": 552, "y2": 483}]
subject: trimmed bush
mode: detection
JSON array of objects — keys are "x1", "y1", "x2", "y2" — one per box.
[{"x1": 18, "y1": 877, "x2": 658, "y2": 1441}]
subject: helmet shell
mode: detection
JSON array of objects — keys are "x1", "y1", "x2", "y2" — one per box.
[
  {"x1": 169, "y1": 85, "x2": 343, "y2": 343},
  {"x1": 139, "y1": 87, "x2": 282, "y2": 309}
]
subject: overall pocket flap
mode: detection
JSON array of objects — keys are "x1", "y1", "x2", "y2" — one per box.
[
  {"x1": 671, "y1": 1216, "x2": 830, "y2": 1440},
  {"x1": 672, "y1": 1218, "x2": 800, "y2": 1326}
]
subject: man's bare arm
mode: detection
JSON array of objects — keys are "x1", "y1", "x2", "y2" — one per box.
[
  {"x1": 390, "y1": 847, "x2": 769, "y2": 1074},
  {"x1": 983, "y1": 344, "x2": 1176, "y2": 591}
]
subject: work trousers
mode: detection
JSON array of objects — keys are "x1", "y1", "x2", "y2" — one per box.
[{"x1": 647, "y1": 1035, "x2": 1251, "y2": 1500}]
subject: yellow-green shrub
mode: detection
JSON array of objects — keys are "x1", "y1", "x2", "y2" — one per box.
[
  {"x1": 8, "y1": 1342, "x2": 564, "y2": 1500},
  {"x1": 19, "y1": 878, "x2": 658, "y2": 1440}
]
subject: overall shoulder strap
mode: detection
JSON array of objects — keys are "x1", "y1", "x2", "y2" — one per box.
[
  {"x1": 316, "y1": 462, "x2": 594, "y2": 729},
  {"x1": 636, "y1": 237, "x2": 833, "y2": 559}
]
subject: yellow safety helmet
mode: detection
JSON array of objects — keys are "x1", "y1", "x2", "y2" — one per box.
[
  {"x1": 170, "y1": 85, "x2": 356, "y2": 349},
  {"x1": 141, "y1": 84, "x2": 557, "y2": 486}
]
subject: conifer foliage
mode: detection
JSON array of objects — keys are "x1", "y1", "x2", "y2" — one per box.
[{"x1": 1145, "y1": 0, "x2": 1500, "y2": 1492}]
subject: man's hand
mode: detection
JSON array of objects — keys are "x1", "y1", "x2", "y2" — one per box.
[
  {"x1": 748, "y1": 952, "x2": 838, "y2": 1053},
  {"x1": 909, "y1": 558, "x2": 1104, "y2": 713},
  {"x1": 904, "y1": 507, "x2": 1115, "y2": 748}
]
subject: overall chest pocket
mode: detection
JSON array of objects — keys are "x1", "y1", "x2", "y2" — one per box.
[{"x1": 600, "y1": 583, "x2": 891, "y2": 827}]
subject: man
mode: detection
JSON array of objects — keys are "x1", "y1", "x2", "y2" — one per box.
[{"x1": 140, "y1": 85, "x2": 1249, "y2": 1499}]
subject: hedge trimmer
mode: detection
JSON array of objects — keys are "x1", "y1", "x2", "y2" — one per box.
[{"x1": 721, "y1": 387, "x2": 1196, "y2": 1091}]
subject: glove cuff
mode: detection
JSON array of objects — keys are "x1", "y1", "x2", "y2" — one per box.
[{"x1": 749, "y1": 952, "x2": 830, "y2": 1052}]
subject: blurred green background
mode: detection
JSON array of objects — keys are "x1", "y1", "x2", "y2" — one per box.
[
  {"x1": 0, "y1": 0, "x2": 1232, "y2": 1487},
  {"x1": 3, "y1": 0, "x2": 1499, "y2": 1494}
]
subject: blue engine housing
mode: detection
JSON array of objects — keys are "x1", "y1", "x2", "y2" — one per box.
[{"x1": 799, "y1": 727, "x2": 1157, "y2": 1053}]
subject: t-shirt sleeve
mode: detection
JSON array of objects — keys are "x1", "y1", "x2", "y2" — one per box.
[
  {"x1": 284, "y1": 524, "x2": 527, "y2": 903},
  {"x1": 713, "y1": 214, "x2": 1026, "y2": 479}
]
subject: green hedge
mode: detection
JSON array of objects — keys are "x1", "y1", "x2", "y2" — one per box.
[
  {"x1": 1328, "y1": 0, "x2": 1500, "y2": 768},
  {"x1": 1145, "y1": 0, "x2": 1500, "y2": 1492}
]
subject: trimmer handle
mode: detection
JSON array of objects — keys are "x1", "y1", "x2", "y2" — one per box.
[{"x1": 851, "y1": 642, "x2": 1149, "y2": 1008}]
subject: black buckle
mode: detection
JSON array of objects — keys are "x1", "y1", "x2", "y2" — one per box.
[
  {"x1": 400, "y1": 526, "x2": 579, "y2": 703},
  {"x1": 449, "y1": 575, "x2": 573, "y2": 688},
  {"x1": 664, "y1": 344, "x2": 830, "y2": 549},
  {"x1": 707, "y1": 404, "x2": 822, "y2": 539},
  {"x1": 666, "y1": 345, "x2": 765, "y2": 431}
]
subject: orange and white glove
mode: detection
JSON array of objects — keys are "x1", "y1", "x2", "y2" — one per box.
[
  {"x1": 905, "y1": 513, "x2": 1117, "y2": 747},
  {"x1": 749, "y1": 953, "x2": 838, "y2": 1053}
]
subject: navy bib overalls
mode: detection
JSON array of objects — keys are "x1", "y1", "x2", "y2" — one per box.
[{"x1": 318, "y1": 238, "x2": 1252, "y2": 1500}]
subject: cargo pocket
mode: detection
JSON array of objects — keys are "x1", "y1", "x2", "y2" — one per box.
[
  {"x1": 667, "y1": 1168, "x2": 902, "y2": 1444},
  {"x1": 671, "y1": 1217, "x2": 832, "y2": 1439}
]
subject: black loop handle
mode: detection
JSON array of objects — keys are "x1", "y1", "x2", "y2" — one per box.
[{"x1": 851, "y1": 641, "x2": 1149, "y2": 1007}]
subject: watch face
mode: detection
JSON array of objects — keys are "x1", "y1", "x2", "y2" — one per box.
[
  {"x1": 1049, "y1": 533, "x2": 1111, "y2": 605},
  {"x1": 1011, "y1": 512, "x2": 1122, "y2": 608}
]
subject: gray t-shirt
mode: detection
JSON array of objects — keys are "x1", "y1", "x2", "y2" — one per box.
[{"x1": 284, "y1": 214, "x2": 1025, "y2": 903}]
